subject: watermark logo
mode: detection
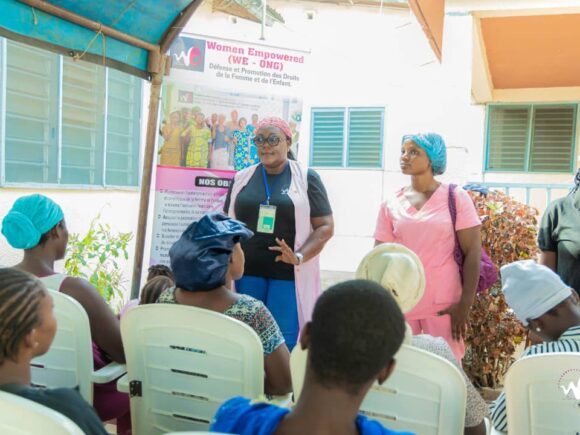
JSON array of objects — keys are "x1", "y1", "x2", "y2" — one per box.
[
  {"x1": 558, "y1": 369, "x2": 580, "y2": 400},
  {"x1": 170, "y1": 37, "x2": 206, "y2": 72}
]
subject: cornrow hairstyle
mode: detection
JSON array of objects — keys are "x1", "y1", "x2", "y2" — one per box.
[
  {"x1": 147, "y1": 264, "x2": 174, "y2": 282},
  {"x1": 0, "y1": 268, "x2": 46, "y2": 365},
  {"x1": 140, "y1": 275, "x2": 174, "y2": 305}
]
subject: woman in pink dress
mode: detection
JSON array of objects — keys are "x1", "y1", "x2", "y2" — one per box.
[{"x1": 374, "y1": 133, "x2": 481, "y2": 361}]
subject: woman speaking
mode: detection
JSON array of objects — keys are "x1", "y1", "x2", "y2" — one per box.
[{"x1": 225, "y1": 117, "x2": 333, "y2": 350}]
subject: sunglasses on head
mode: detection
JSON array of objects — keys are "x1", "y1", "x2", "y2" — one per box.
[{"x1": 253, "y1": 134, "x2": 285, "y2": 148}]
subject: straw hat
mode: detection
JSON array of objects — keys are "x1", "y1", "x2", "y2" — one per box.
[{"x1": 355, "y1": 243, "x2": 425, "y2": 314}]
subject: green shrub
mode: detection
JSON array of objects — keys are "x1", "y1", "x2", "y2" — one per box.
[{"x1": 64, "y1": 215, "x2": 133, "y2": 312}]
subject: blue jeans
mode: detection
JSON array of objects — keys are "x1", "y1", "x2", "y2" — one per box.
[{"x1": 236, "y1": 276, "x2": 299, "y2": 351}]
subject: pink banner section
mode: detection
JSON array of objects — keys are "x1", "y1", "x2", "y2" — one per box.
[
  {"x1": 149, "y1": 166, "x2": 236, "y2": 266},
  {"x1": 156, "y1": 165, "x2": 235, "y2": 191}
]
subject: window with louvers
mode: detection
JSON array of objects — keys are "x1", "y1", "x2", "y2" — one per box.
[
  {"x1": 311, "y1": 107, "x2": 384, "y2": 168},
  {"x1": 486, "y1": 105, "x2": 576, "y2": 173},
  {"x1": 1, "y1": 39, "x2": 142, "y2": 187},
  {"x1": 347, "y1": 108, "x2": 383, "y2": 168},
  {"x1": 5, "y1": 42, "x2": 59, "y2": 183},
  {"x1": 310, "y1": 109, "x2": 345, "y2": 167}
]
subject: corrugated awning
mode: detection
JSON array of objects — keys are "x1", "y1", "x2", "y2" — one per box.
[
  {"x1": 0, "y1": 0, "x2": 202, "y2": 80},
  {"x1": 408, "y1": 0, "x2": 445, "y2": 62}
]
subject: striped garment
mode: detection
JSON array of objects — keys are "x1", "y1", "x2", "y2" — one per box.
[{"x1": 490, "y1": 325, "x2": 580, "y2": 432}]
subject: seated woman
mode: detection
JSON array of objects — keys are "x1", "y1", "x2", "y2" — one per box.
[
  {"x1": 356, "y1": 243, "x2": 488, "y2": 435},
  {"x1": 140, "y1": 275, "x2": 174, "y2": 305},
  {"x1": 490, "y1": 260, "x2": 580, "y2": 433},
  {"x1": 0, "y1": 268, "x2": 107, "y2": 435},
  {"x1": 158, "y1": 212, "x2": 292, "y2": 395},
  {"x1": 1, "y1": 194, "x2": 129, "y2": 434},
  {"x1": 211, "y1": 280, "x2": 412, "y2": 435}
]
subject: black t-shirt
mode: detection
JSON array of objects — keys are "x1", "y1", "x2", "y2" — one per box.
[
  {"x1": 0, "y1": 384, "x2": 107, "y2": 435},
  {"x1": 224, "y1": 164, "x2": 332, "y2": 280},
  {"x1": 538, "y1": 190, "x2": 580, "y2": 295}
]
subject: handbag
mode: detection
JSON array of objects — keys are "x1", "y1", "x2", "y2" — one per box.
[{"x1": 448, "y1": 184, "x2": 498, "y2": 294}]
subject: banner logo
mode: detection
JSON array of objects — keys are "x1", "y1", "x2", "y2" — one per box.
[{"x1": 171, "y1": 37, "x2": 206, "y2": 72}]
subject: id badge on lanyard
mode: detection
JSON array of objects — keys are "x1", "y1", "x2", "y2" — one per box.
[{"x1": 257, "y1": 165, "x2": 277, "y2": 234}]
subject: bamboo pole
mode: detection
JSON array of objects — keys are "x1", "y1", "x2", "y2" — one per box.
[
  {"x1": 130, "y1": 56, "x2": 166, "y2": 299},
  {"x1": 17, "y1": 0, "x2": 159, "y2": 53}
]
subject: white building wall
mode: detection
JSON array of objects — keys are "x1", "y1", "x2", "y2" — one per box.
[{"x1": 1, "y1": 1, "x2": 577, "y2": 287}]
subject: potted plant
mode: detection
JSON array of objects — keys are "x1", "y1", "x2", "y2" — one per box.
[{"x1": 463, "y1": 189, "x2": 539, "y2": 398}]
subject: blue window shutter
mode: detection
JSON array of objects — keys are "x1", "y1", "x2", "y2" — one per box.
[
  {"x1": 347, "y1": 108, "x2": 383, "y2": 168},
  {"x1": 311, "y1": 109, "x2": 345, "y2": 167},
  {"x1": 106, "y1": 69, "x2": 142, "y2": 187},
  {"x1": 529, "y1": 106, "x2": 576, "y2": 173},
  {"x1": 61, "y1": 57, "x2": 105, "y2": 185},
  {"x1": 5, "y1": 41, "x2": 58, "y2": 183},
  {"x1": 487, "y1": 106, "x2": 530, "y2": 171}
]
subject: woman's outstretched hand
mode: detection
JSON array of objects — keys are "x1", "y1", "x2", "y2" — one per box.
[{"x1": 269, "y1": 238, "x2": 299, "y2": 265}]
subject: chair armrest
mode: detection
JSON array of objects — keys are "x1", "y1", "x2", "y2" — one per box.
[
  {"x1": 116, "y1": 373, "x2": 130, "y2": 393},
  {"x1": 92, "y1": 362, "x2": 126, "y2": 384}
]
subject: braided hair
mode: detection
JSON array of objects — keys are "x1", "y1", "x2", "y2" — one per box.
[
  {"x1": 0, "y1": 268, "x2": 46, "y2": 365},
  {"x1": 147, "y1": 264, "x2": 174, "y2": 282}
]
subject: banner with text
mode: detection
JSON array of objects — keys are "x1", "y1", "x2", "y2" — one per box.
[
  {"x1": 150, "y1": 166, "x2": 235, "y2": 267},
  {"x1": 150, "y1": 35, "x2": 308, "y2": 267}
]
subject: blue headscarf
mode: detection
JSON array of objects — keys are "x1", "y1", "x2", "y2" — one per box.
[
  {"x1": 402, "y1": 133, "x2": 447, "y2": 175},
  {"x1": 170, "y1": 212, "x2": 254, "y2": 292},
  {"x1": 2, "y1": 194, "x2": 64, "y2": 250}
]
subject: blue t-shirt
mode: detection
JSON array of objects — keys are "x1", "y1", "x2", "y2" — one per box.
[{"x1": 210, "y1": 396, "x2": 415, "y2": 435}]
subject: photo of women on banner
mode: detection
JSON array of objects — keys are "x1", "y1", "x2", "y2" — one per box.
[{"x1": 157, "y1": 83, "x2": 303, "y2": 171}]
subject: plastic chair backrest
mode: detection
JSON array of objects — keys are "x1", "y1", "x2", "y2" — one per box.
[
  {"x1": 0, "y1": 391, "x2": 84, "y2": 435},
  {"x1": 504, "y1": 352, "x2": 580, "y2": 435},
  {"x1": 121, "y1": 304, "x2": 264, "y2": 435},
  {"x1": 290, "y1": 344, "x2": 466, "y2": 434},
  {"x1": 31, "y1": 289, "x2": 93, "y2": 404}
]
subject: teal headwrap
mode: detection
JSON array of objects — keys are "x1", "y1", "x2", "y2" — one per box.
[
  {"x1": 2, "y1": 194, "x2": 64, "y2": 250},
  {"x1": 402, "y1": 133, "x2": 447, "y2": 175}
]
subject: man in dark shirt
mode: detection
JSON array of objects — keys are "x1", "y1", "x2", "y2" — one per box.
[{"x1": 538, "y1": 173, "x2": 580, "y2": 295}]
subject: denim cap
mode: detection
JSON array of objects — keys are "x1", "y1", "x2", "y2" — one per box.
[
  {"x1": 2, "y1": 194, "x2": 64, "y2": 250},
  {"x1": 169, "y1": 212, "x2": 253, "y2": 292},
  {"x1": 402, "y1": 133, "x2": 447, "y2": 175},
  {"x1": 501, "y1": 260, "x2": 572, "y2": 326}
]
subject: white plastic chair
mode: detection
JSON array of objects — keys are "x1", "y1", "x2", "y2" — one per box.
[
  {"x1": 0, "y1": 391, "x2": 84, "y2": 435},
  {"x1": 503, "y1": 352, "x2": 580, "y2": 435},
  {"x1": 31, "y1": 289, "x2": 125, "y2": 404},
  {"x1": 291, "y1": 344, "x2": 466, "y2": 435},
  {"x1": 121, "y1": 304, "x2": 264, "y2": 435}
]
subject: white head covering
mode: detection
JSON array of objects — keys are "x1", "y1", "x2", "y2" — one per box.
[
  {"x1": 501, "y1": 260, "x2": 572, "y2": 326},
  {"x1": 356, "y1": 243, "x2": 425, "y2": 313}
]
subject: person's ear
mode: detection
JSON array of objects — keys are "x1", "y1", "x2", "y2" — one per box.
[
  {"x1": 377, "y1": 359, "x2": 396, "y2": 385},
  {"x1": 299, "y1": 322, "x2": 311, "y2": 350},
  {"x1": 22, "y1": 328, "x2": 39, "y2": 351},
  {"x1": 570, "y1": 292, "x2": 580, "y2": 306},
  {"x1": 528, "y1": 318, "x2": 547, "y2": 333}
]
